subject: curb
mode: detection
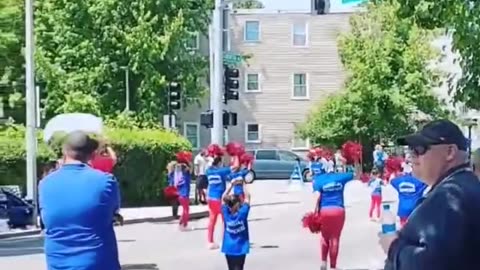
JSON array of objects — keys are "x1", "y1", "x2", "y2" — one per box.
[{"x1": 0, "y1": 210, "x2": 209, "y2": 240}]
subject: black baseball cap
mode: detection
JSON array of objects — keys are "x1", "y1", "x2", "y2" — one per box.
[{"x1": 397, "y1": 119, "x2": 468, "y2": 151}]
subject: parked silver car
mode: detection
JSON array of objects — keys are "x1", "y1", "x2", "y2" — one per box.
[{"x1": 244, "y1": 149, "x2": 310, "y2": 183}]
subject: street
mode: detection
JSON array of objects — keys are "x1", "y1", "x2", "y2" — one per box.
[{"x1": 0, "y1": 180, "x2": 394, "y2": 270}]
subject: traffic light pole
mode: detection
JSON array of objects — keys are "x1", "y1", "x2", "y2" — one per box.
[{"x1": 210, "y1": 0, "x2": 224, "y2": 145}]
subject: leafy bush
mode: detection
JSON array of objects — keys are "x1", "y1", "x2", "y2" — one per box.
[{"x1": 0, "y1": 124, "x2": 191, "y2": 207}]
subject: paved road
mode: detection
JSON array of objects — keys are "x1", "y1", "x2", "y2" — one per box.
[{"x1": 0, "y1": 180, "x2": 396, "y2": 269}]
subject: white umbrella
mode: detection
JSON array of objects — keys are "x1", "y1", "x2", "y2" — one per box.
[{"x1": 43, "y1": 113, "x2": 104, "y2": 143}]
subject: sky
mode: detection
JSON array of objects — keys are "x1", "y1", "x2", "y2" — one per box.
[{"x1": 260, "y1": 0, "x2": 310, "y2": 10}]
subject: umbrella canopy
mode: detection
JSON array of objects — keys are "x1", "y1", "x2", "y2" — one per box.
[{"x1": 43, "y1": 113, "x2": 103, "y2": 143}]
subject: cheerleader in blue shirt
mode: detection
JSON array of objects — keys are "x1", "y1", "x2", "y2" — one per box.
[{"x1": 221, "y1": 178, "x2": 251, "y2": 270}]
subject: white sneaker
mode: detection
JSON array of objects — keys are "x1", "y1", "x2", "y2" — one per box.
[{"x1": 208, "y1": 242, "x2": 219, "y2": 250}]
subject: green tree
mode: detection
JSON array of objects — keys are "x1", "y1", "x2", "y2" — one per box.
[
  {"x1": 232, "y1": 0, "x2": 265, "y2": 9},
  {"x1": 299, "y1": 0, "x2": 447, "y2": 148},
  {"x1": 395, "y1": 0, "x2": 480, "y2": 109},
  {"x1": 35, "y1": 0, "x2": 212, "y2": 122},
  {"x1": 0, "y1": 0, "x2": 25, "y2": 120}
]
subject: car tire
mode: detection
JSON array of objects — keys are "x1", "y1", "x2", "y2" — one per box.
[
  {"x1": 302, "y1": 169, "x2": 312, "y2": 182},
  {"x1": 245, "y1": 170, "x2": 255, "y2": 184}
]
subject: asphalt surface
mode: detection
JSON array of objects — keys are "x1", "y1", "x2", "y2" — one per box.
[{"x1": 0, "y1": 180, "x2": 394, "y2": 270}]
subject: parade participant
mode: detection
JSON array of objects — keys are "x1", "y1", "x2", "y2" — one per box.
[
  {"x1": 334, "y1": 149, "x2": 346, "y2": 172},
  {"x1": 39, "y1": 131, "x2": 120, "y2": 270},
  {"x1": 194, "y1": 150, "x2": 208, "y2": 204},
  {"x1": 368, "y1": 169, "x2": 384, "y2": 221},
  {"x1": 90, "y1": 142, "x2": 117, "y2": 173},
  {"x1": 313, "y1": 169, "x2": 357, "y2": 270},
  {"x1": 401, "y1": 153, "x2": 413, "y2": 174},
  {"x1": 373, "y1": 144, "x2": 388, "y2": 175},
  {"x1": 221, "y1": 178, "x2": 251, "y2": 270},
  {"x1": 205, "y1": 145, "x2": 238, "y2": 249},
  {"x1": 166, "y1": 161, "x2": 180, "y2": 219},
  {"x1": 390, "y1": 173, "x2": 427, "y2": 227},
  {"x1": 168, "y1": 151, "x2": 193, "y2": 231},
  {"x1": 309, "y1": 148, "x2": 324, "y2": 176}
]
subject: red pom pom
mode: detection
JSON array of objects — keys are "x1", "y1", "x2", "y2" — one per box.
[
  {"x1": 225, "y1": 142, "x2": 245, "y2": 156},
  {"x1": 206, "y1": 144, "x2": 224, "y2": 157},
  {"x1": 163, "y1": 186, "x2": 179, "y2": 201},
  {"x1": 385, "y1": 156, "x2": 402, "y2": 173},
  {"x1": 314, "y1": 147, "x2": 324, "y2": 157},
  {"x1": 341, "y1": 141, "x2": 363, "y2": 165},
  {"x1": 176, "y1": 151, "x2": 192, "y2": 164},
  {"x1": 301, "y1": 212, "x2": 322, "y2": 234},
  {"x1": 323, "y1": 148, "x2": 333, "y2": 160},
  {"x1": 240, "y1": 152, "x2": 254, "y2": 166}
]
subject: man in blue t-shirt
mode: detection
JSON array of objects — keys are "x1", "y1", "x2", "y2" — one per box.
[
  {"x1": 390, "y1": 173, "x2": 427, "y2": 227},
  {"x1": 39, "y1": 131, "x2": 121, "y2": 270}
]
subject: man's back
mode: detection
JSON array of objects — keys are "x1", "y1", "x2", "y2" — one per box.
[
  {"x1": 39, "y1": 163, "x2": 120, "y2": 270},
  {"x1": 387, "y1": 169, "x2": 480, "y2": 270}
]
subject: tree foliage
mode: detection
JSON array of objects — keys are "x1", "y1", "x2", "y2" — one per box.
[
  {"x1": 395, "y1": 0, "x2": 480, "y2": 109},
  {"x1": 0, "y1": 0, "x2": 25, "y2": 113},
  {"x1": 35, "y1": 0, "x2": 212, "y2": 122},
  {"x1": 299, "y1": 0, "x2": 448, "y2": 146},
  {"x1": 232, "y1": 0, "x2": 265, "y2": 9}
]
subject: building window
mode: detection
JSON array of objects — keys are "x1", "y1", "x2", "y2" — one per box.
[
  {"x1": 245, "y1": 73, "x2": 260, "y2": 92},
  {"x1": 292, "y1": 73, "x2": 308, "y2": 99},
  {"x1": 184, "y1": 122, "x2": 200, "y2": 149},
  {"x1": 245, "y1": 123, "x2": 261, "y2": 143},
  {"x1": 186, "y1": 32, "x2": 199, "y2": 50},
  {"x1": 292, "y1": 135, "x2": 310, "y2": 150},
  {"x1": 292, "y1": 22, "x2": 307, "y2": 47},
  {"x1": 244, "y1": 21, "x2": 260, "y2": 42}
]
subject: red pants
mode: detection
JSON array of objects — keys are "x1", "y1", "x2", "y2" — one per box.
[
  {"x1": 178, "y1": 197, "x2": 190, "y2": 227},
  {"x1": 369, "y1": 195, "x2": 382, "y2": 219},
  {"x1": 207, "y1": 199, "x2": 223, "y2": 243},
  {"x1": 320, "y1": 208, "x2": 346, "y2": 268},
  {"x1": 400, "y1": 217, "x2": 408, "y2": 227}
]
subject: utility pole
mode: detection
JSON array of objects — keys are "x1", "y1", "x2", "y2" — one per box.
[
  {"x1": 211, "y1": 0, "x2": 224, "y2": 145},
  {"x1": 25, "y1": 0, "x2": 38, "y2": 226},
  {"x1": 125, "y1": 68, "x2": 130, "y2": 111}
]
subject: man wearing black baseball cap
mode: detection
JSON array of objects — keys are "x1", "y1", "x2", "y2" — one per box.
[{"x1": 380, "y1": 119, "x2": 480, "y2": 270}]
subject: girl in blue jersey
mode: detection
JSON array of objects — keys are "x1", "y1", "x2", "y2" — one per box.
[
  {"x1": 390, "y1": 173, "x2": 427, "y2": 227},
  {"x1": 228, "y1": 164, "x2": 249, "y2": 202},
  {"x1": 368, "y1": 170, "x2": 383, "y2": 221},
  {"x1": 168, "y1": 162, "x2": 192, "y2": 231},
  {"x1": 310, "y1": 157, "x2": 325, "y2": 177},
  {"x1": 205, "y1": 156, "x2": 237, "y2": 249},
  {"x1": 221, "y1": 177, "x2": 251, "y2": 270},
  {"x1": 313, "y1": 171, "x2": 356, "y2": 270}
]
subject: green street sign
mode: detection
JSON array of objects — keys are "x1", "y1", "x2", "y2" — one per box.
[{"x1": 223, "y1": 52, "x2": 243, "y2": 67}]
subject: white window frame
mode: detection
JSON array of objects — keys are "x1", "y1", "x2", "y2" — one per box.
[
  {"x1": 292, "y1": 136, "x2": 311, "y2": 150},
  {"x1": 245, "y1": 122, "x2": 261, "y2": 143},
  {"x1": 292, "y1": 22, "x2": 308, "y2": 47},
  {"x1": 291, "y1": 73, "x2": 310, "y2": 100},
  {"x1": 244, "y1": 72, "x2": 261, "y2": 92},
  {"x1": 183, "y1": 122, "x2": 200, "y2": 150},
  {"x1": 223, "y1": 128, "x2": 229, "y2": 145},
  {"x1": 244, "y1": 20, "x2": 260, "y2": 43},
  {"x1": 186, "y1": 32, "x2": 200, "y2": 50}
]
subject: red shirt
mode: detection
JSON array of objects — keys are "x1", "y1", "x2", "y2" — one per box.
[{"x1": 90, "y1": 155, "x2": 115, "y2": 173}]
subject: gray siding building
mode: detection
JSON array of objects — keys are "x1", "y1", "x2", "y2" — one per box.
[{"x1": 178, "y1": 9, "x2": 351, "y2": 152}]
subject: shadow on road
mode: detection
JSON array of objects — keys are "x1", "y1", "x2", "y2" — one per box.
[
  {"x1": 118, "y1": 239, "x2": 136, "y2": 243},
  {"x1": 0, "y1": 236, "x2": 44, "y2": 257},
  {"x1": 121, "y1": 263, "x2": 159, "y2": 270},
  {"x1": 253, "y1": 201, "x2": 300, "y2": 207}
]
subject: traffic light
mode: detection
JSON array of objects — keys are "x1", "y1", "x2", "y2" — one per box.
[
  {"x1": 200, "y1": 111, "x2": 213, "y2": 128},
  {"x1": 168, "y1": 82, "x2": 181, "y2": 111},
  {"x1": 222, "y1": 111, "x2": 238, "y2": 126},
  {"x1": 224, "y1": 66, "x2": 239, "y2": 103}
]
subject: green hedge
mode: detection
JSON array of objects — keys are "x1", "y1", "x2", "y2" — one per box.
[{"x1": 0, "y1": 125, "x2": 191, "y2": 207}]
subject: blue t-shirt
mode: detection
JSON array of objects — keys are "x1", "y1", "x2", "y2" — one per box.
[
  {"x1": 368, "y1": 177, "x2": 383, "y2": 196},
  {"x1": 206, "y1": 167, "x2": 231, "y2": 200},
  {"x1": 228, "y1": 169, "x2": 248, "y2": 196},
  {"x1": 391, "y1": 174, "x2": 427, "y2": 218},
  {"x1": 39, "y1": 164, "x2": 121, "y2": 270},
  {"x1": 310, "y1": 161, "x2": 324, "y2": 175},
  {"x1": 374, "y1": 151, "x2": 385, "y2": 167},
  {"x1": 168, "y1": 171, "x2": 191, "y2": 198},
  {"x1": 221, "y1": 204, "x2": 250, "y2": 255},
  {"x1": 313, "y1": 172, "x2": 354, "y2": 208}
]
